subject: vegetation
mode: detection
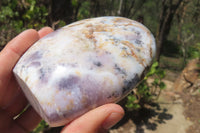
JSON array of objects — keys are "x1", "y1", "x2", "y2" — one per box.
[
  {"x1": 126, "y1": 62, "x2": 166, "y2": 110},
  {"x1": 0, "y1": 0, "x2": 199, "y2": 61},
  {"x1": 0, "y1": 0, "x2": 199, "y2": 132},
  {"x1": 32, "y1": 120, "x2": 48, "y2": 133}
]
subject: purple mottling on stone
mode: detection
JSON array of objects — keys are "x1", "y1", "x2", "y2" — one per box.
[
  {"x1": 123, "y1": 74, "x2": 140, "y2": 94},
  {"x1": 93, "y1": 61, "x2": 102, "y2": 67},
  {"x1": 79, "y1": 75, "x2": 105, "y2": 107},
  {"x1": 135, "y1": 39, "x2": 143, "y2": 46},
  {"x1": 64, "y1": 63, "x2": 78, "y2": 68},
  {"x1": 39, "y1": 67, "x2": 53, "y2": 83},
  {"x1": 114, "y1": 64, "x2": 127, "y2": 75},
  {"x1": 58, "y1": 75, "x2": 80, "y2": 90},
  {"x1": 107, "y1": 91, "x2": 121, "y2": 99},
  {"x1": 39, "y1": 68, "x2": 46, "y2": 82},
  {"x1": 29, "y1": 61, "x2": 41, "y2": 67},
  {"x1": 13, "y1": 17, "x2": 156, "y2": 127},
  {"x1": 125, "y1": 34, "x2": 137, "y2": 42},
  {"x1": 135, "y1": 30, "x2": 141, "y2": 36},
  {"x1": 26, "y1": 51, "x2": 43, "y2": 62},
  {"x1": 48, "y1": 113, "x2": 60, "y2": 123}
]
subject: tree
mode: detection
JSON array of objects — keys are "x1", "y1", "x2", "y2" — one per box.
[
  {"x1": 176, "y1": 0, "x2": 200, "y2": 63},
  {"x1": 121, "y1": 0, "x2": 146, "y2": 18},
  {"x1": 156, "y1": 0, "x2": 183, "y2": 60}
]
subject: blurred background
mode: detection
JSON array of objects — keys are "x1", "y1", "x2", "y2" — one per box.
[{"x1": 0, "y1": 0, "x2": 199, "y2": 133}]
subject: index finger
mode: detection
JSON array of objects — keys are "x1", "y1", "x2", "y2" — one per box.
[{"x1": 0, "y1": 29, "x2": 39, "y2": 82}]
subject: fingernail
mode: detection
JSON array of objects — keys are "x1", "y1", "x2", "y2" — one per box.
[{"x1": 102, "y1": 112, "x2": 124, "y2": 129}]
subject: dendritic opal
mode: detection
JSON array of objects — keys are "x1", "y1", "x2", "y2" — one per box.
[{"x1": 13, "y1": 17, "x2": 156, "y2": 127}]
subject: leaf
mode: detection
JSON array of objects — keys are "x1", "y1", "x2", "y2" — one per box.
[
  {"x1": 127, "y1": 95, "x2": 137, "y2": 102},
  {"x1": 152, "y1": 61, "x2": 159, "y2": 68},
  {"x1": 153, "y1": 78, "x2": 159, "y2": 85},
  {"x1": 159, "y1": 82, "x2": 166, "y2": 90},
  {"x1": 133, "y1": 104, "x2": 141, "y2": 109},
  {"x1": 147, "y1": 61, "x2": 159, "y2": 77},
  {"x1": 125, "y1": 103, "x2": 134, "y2": 108},
  {"x1": 144, "y1": 76, "x2": 148, "y2": 80},
  {"x1": 72, "y1": 0, "x2": 78, "y2": 7}
]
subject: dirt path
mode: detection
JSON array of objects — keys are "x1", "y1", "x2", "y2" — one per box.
[{"x1": 110, "y1": 79, "x2": 193, "y2": 133}]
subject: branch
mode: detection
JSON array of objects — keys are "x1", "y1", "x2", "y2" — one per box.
[
  {"x1": 109, "y1": 0, "x2": 114, "y2": 16},
  {"x1": 118, "y1": 0, "x2": 123, "y2": 15},
  {"x1": 183, "y1": 34, "x2": 194, "y2": 43},
  {"x1": 51, "y1": 20, "x2": 60, "y2": 30},
  {"x1": 74, "y1": 2, "x2": 82, "y2": 21},
  {"x1": 130, "y1": 0, "x2": 146, "y2": 18}
]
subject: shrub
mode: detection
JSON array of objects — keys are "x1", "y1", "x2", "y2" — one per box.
[{"x1": 126, "y1": 61, "x2": 166, "y2": 110}]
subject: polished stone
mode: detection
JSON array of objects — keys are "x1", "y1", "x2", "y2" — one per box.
[{"x1": 13, "y1": 16, "x2": 156, "y2": 127}]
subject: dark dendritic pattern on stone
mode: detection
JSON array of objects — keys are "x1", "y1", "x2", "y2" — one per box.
[{"x1": 13, "y1": 16, "x2": 156, "y2": 127}]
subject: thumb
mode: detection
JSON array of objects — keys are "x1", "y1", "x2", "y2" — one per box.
[{"x1": 61, "y1": 103, "x2": 124, "y2": 133}]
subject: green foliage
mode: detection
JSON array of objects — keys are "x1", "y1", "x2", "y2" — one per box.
[
  {"x1": 0, "y1": 0, "x2": 199, "y2": 130},
  {"x1": 126, "y1": 62, "x2": 166, "y2": 110},
  {"x1": 134, "y1": 0, "x2": 160, "y2": 34},
  {"x1": 125, "y1": 95, "x2": 141, "y2": 110},
  {"x1": 57, "y1": 20, "x2": 67, "y2": 28},
  {"x1": 0, "y1": 0, "x2": 49, "y2": 46},
  {"x1": 187, "y1": 43, "x2": 200, "y2": 59},
  {"x1": 72, "y1": 0, "x2": 79, "y2": 7},
  {"x1": 21, "y1": 1, "x2": 48, "y2": 29},
  {"x1": 77, "y1": 1, "x2": 90, "y2": 20},
  {"x1": 31, "y1": 120, "x2": 48, "y2": 133}
]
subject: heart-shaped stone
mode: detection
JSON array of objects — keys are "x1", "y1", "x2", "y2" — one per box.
[{"x1": 13, "y1": 17, "x2": 156, "y2": 127}]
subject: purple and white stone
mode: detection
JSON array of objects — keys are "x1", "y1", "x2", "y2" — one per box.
[{"x1": 13, "y1": 16, "x2": 156, "y2": 127}]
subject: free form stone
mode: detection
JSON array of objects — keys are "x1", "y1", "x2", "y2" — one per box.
[{"x1": 13, "y1": 16, "x2": 156, "y2": 127}]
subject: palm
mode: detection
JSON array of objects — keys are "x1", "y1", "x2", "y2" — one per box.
[
  {"x1": 0, "y1": 27, "x2": 125, "y2": 133},
  {"x1": 0, "y1": 28, "x2": 53, "y2": 133}
]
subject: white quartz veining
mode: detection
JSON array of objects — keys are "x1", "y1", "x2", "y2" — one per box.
[{"x1": 13, "y1": 16, "x2": 156, "y2": 127}]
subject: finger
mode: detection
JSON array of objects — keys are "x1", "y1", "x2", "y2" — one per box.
[
  {"x1": 61, "y1": 104, "x2": 124, "y2": 133},
  {"x1": 15, "y1": 106, "x2": 41, "y2": 132},
  {"x1": 0, "y1": 27, "x2": 53, "y2": 109},
  {"x1": 0, "y1": 75, "x2": 19, "y2": 108},
  {"x1": 4, "y1": 89, "x2": 28, "y2": 117},
  {"x1": 38, "y1": 27, "x2": 54, "y2": 38},
  {"x1": 0, "y1": 107, "x2": 13, "y2": 130},
  {"x1": 0, "y1": 29, "x2": 39, "y2": 88},
  {"x1": 0, "y1": 29, "x2": 39, "y2": 70},
  {"x1": 0, "y1": 108, "x2": 27, "y2": 133},
  {"x1": 0, "y1": 73, "x2": 26, "y2": 107}
]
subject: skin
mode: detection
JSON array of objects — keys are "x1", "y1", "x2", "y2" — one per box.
[{"x1": 0, "y1": 27, "x2": 124, "y2": 133}]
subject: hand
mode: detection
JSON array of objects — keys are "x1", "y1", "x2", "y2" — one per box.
[
  {"x1": 0, "y1": 27, "x2": 54, "y2": 133},
  {"x1": 0, "y1": 27, "x2": 124, "y2": 133},
  {"x1": 61, "y1": 103, "x2": 124, "y2": 133}
]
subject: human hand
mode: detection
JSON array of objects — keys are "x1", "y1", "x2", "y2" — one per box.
[
  {"x1": 0, "y1": 27, "x2": 54, "y2": 133},
  {"x1": 0, "y1": 27, "x2": 124, "y2": 133},
  {"x1": 61, "y1": 103, "x2": 124, "y2": 133}
]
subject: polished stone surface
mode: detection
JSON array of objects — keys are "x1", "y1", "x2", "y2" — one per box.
[{"x1": 13, "y1": 16, "x2": 156, "y2": 127}]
